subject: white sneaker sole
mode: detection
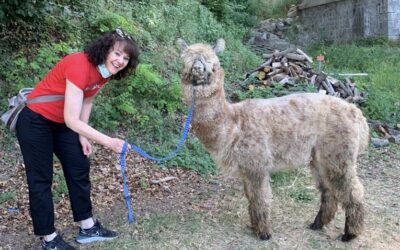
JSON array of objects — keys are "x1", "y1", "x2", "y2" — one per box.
[{"x1": 76, "y1": 235, "x2": 117, "y2": 244}]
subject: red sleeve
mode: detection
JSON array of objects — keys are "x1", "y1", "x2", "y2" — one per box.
[{"x1": 65, "y1": 59, "x2": 90, "y2": 90}]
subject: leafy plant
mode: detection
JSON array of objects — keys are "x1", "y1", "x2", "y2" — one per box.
[
  {"x1": 289, "y1": 188, "x2": 315, "y2": 203},
  {"x1": 53, "y1": 170, "x2": 68, "y2": 203},
  {"x1": 0, "y1": 190, "x2": 16, "y2": 207}
]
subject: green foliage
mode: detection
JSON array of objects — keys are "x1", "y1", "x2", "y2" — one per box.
[
  {"x1": 200, "y1": 0, "x2": 300, "y2": 26},
  {"x1": 0, "y1": 190, "x2": 16, "y2": 207},
  {"x1": 232, "y1": 79, "x2": 316, "y2": 101},
  {"x1": 0, "y1": 42, "x2": 71, "y2": 96},
  {"x1": 271, "y1": 171, "x2": 295, "y2": 187},
  {"x1": 0, "y1": 0, "x2": 48, "y2": 23},
  {"x1": 289, "y1": 188, "x2": 314, "y2": 203},
  {"x1": 139, "y1": 176, "x2": 149, "y2": 189},
  {"x1": 53, "y1": 170, "x2": 68, "y2": 203},
  {"x1": 92, "y1": 63, "x2": 182, "y2": 130}
]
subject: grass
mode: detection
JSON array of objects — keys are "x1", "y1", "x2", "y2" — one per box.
[{"x1": 0, "y1": 191, "x2": 16, "y2": 209}]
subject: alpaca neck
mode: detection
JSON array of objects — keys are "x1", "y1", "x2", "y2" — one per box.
[{"x1": 192, "y1": 87, "x2": 234, "y2": 152}]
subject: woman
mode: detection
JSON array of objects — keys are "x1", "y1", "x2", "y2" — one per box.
[{"x1": 16, "y1": 28, "x2": 139, "y2": 250}]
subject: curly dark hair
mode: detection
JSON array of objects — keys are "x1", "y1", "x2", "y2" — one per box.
[{"x1": 84, "y1": 29, "x2": 140, "y2": 80}]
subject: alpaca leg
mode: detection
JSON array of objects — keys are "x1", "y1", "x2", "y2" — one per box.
[
  {"x1": 326, "y1": 167, "x2": 364, "y2": 242},
  {"x1": 242, "y1": 178, "x2": 257, "y2": 230},
  {"x1": 309, "y1": 187, "x2": 338, "y2": 230},
  {"x1": 242, "y1": 174, "x2": 272, "y2": 240},
  {"x1": 339, "y1": 176, "x2": 365, "y2": 242},
  {"x1": 309, "y1": 158, "x2": 338, "y2": 230}
]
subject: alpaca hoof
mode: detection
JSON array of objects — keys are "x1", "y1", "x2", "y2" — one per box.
[
  {"x1": 309, "y1": 222, "x2": 323, "y2": 230},
  {"x1": 341, "y1": 233, "x2": 357, "y2": 242},
  {"x1": 259, "y1": 233, "x2": 271, "y2": 241}
]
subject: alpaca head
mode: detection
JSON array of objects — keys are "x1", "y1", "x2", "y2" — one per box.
[{"x1": 177, "y1": 38, "x2": 225, "y2": 102}]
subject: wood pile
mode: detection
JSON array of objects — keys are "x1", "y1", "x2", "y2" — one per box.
[
  {"x1": 244, "y1": 47, "x2": 365, "y2": 104},
  {"x1": 369, "y1": 120, "x2": 400, "y2": 147}
]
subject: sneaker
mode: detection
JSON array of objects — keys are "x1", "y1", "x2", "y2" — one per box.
[
  {"x1": 41, "y1": 235, "x2": 76, "y2": 250},
  {"x1": 75, "y1": 220, "x2": 118, "y2": 244}
]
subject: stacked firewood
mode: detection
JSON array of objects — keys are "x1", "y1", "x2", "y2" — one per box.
[
  {"x1": 369, "y1": 120, "x2": 400, "y2": 147},
  {"x1": 245, "y1": 47, "x2": 365, "y2": 104}
]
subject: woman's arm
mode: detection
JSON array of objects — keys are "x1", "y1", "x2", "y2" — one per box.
[
  {"x1": 78, "y1": 95, "x2": 95, "y2": 155},
  {"x1": 80, "y1": 94, "x2": 95, "y2": 124},
  {"x1": 64, "y1": 80, "x2": 127, "y2": 153}
]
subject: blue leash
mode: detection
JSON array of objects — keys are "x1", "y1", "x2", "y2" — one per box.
[
  {"x1": 119, "y1": 91, "x2": 195, "y2": 223},
  {"x1": 119, "y1": 142, "x2": 134, "y2": 224}
]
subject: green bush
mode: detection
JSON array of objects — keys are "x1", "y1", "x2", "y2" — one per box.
[{"x1": 0, "y1": 42, "x2": 72, "y2": 98}]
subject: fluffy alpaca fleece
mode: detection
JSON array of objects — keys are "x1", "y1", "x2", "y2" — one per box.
[{"x1": 177, "y1": 38, "x2": 369, "y2": 241}]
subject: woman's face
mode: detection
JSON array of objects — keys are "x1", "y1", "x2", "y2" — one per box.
[{"x1": 105, "y1": 42, "x2": 130, "y2": 75}]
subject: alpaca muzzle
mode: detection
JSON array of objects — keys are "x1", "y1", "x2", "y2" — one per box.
[{"x1": 190, "y1": 58, "x2": 209, "y2": 85}]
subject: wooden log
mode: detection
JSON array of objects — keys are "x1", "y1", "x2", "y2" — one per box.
[
  {"x1": 314, "y1": 73, "x2": 327, "y2": 89},
  {"x1": 285, "y1": 53, "x2": 307, "y2": 61},
  {"x1": 278, "y1": 76, "x2": 291, "y2": 85},
  {"x1": 258, "y1": 71, "x2": 267, "y2": 80},
  {"x1": 280, "y1": 57, "x2": 288, "y2": 64},
  {"x1": 262, "y1": 47, "x2": 296, "y2": 59},
  {"x1": 310, "y1": 74, "x2": 317, "y2": 85},
  {"x1": 344, "y1": 78, "x2": 354, "y2": 95},
  {"x1": 262, "y1": 80, "x2": 272, "y2": 86},
  {"x1": 338, "y1": 81, "x2": 353, "y2": 97},
  {"x1": 337, "y1": 88, "x2": 347, "y2": 98},
  {"x1": 326, "y1": 76, "x2": 340, "y2": 87},
  {"x1": 272, "y1": 62, "x2": 282, "y2": 68},
  {"x1": 271, "y1": 73, "x2": 287, "y2": 82},
  {"x1": 288, "y1": 62, "x2": 303, "y2": 75},
  {"x1": 245, "y1": 58, "x2": 273, "y2": 78},
  {"x1": 282, "y1": 65, "x2": 290, "y2": 75},
  {"x1": 267, "y1": 68, "x2": 284, "y2": 77},
  {"x1": 388, "y1": 135, "x2": 400, "y2": 144},
  {"x1": 262, "y1": 66, "x2": 272, "y2": 73},
  {"x1": 289, "y1": 66, "x2": 299, "y2": 78},
  {"x1": 321, "y1": 80, "x2": 335, "y2": 95},
  {"x1": 296, "y1": 48, "x2": 313, "y2": 63}
]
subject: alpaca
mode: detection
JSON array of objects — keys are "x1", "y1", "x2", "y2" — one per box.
[{"x1": 177, "y1": 38, "x2": 369, "y2": 241}]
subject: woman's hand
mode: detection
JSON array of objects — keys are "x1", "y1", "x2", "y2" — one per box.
[
  {"x1": 79, "y1": 136, "x2": 92, "y2": 156},
  {"x1": 108, "y1": 138, "x2": 131, "y2": 154}
]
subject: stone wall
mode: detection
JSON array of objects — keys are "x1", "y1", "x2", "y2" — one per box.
[{"x1": 298, "y1": 0, "x2": 400, "y2": 42}]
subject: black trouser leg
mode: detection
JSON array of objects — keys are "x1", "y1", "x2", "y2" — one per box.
[
  {"x1": 16, "y1": 107, "x2": 56, "y2": 236},
  {"x1": 53, "y1": 127, "x2": 92, "y2": 222}
]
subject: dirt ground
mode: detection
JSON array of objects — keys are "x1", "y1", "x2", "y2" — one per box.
[{"x1": 0, "y1": 143, "x2": 399, "y2": 250}]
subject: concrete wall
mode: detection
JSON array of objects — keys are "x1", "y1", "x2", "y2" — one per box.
[
  {"x1": 388, "y1": 0, "x2": 400, "y2": 40},
  {"x1": 298, "y1": 0, "x2": 400, "y2": 42}
]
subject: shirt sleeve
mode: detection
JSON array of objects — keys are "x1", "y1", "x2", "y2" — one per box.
[{"x1": 64, "y1": 59, "x2": 90, "y2": 90}]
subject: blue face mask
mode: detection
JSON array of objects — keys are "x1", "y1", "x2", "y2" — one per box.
[{"x1": 97, "y1": 64, "x2": 112, "y2": 78}]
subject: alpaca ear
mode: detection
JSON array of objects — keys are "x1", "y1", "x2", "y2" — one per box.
[
  {"x1": 212, "y1": 38, "x2": 225, "y2": 54},
  {"x1": 176, "y1": 38, "x2": 188, "y2": 52}
]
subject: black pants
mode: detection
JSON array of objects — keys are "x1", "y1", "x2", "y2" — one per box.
[{"x1": 16, "y1": 107, "x2": 92, "y2": 236}]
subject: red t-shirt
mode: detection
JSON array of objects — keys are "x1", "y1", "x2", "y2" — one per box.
[{"x1": 27, "y1": 52, "x2": 108, "y2": 123}]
